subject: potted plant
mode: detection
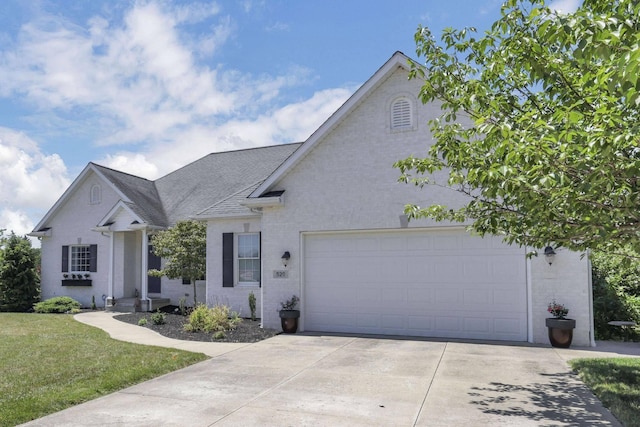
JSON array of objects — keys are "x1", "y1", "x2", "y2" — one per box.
[
  {"x1": 279, "y1": 295, "x2": 300, "y2": 334},
  {"x1": 545, "y1": 300, "x2": 576, "y2": 348}
]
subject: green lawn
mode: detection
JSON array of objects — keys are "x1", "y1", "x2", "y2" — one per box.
[
  {"x1": 570, "y1": 357, "x2": 640, "y2": 427},
  {"x1": 0, "y1": 313, "x2": 208, "y2": 426}
]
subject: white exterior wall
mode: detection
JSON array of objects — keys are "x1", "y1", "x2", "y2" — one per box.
[
  {"x1": 39, "y1": 172, "x2": 120, "y2": 308},
  {"x1": 206, "y1": 217, "x2": 262, "y2": 318},
  {"x1": 155, "y1": 277, "x2": 206, "y2": 308},
  {"x1": 253, "y1": 68, "x2": 592, "y2": 345},
  {"x1": 530, "y1": 249, "x2": 592, "y2": 346}
]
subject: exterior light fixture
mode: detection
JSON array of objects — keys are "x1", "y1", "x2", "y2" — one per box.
[
  {"x1": 544, "y1": 246, "x2": 556, "y2": 265},
  {"x1": 281, "y1": 251, "x2": 291, "y2": 267}
]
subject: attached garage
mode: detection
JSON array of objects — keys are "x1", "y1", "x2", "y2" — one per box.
[{"x1": 303, "y1": 228, "x2": 528, "y2": 341}]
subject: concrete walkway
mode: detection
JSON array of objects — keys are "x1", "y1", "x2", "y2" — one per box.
[
  {"x1": 21, "y1": 312, "x2": 640, "y2": 426},
  {"x1": 74, "y1": 311, "x2": 250, "y2": 357}
]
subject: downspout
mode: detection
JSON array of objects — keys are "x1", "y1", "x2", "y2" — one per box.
[
  {"x1": 108, "y1": 231, "x2": 115, "y2": 308},
  {"x1": 249, "y1": 207, "x2": 265, "y2": 328},
  {"x1": 587, "y1": 249, "x2": 596, "y2": 347},
  {"x1": 526, "y1": 247, "x2": 534, "y2": 343}
]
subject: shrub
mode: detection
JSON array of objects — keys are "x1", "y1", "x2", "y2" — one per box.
[
  {"x1": 592, "y1": 250, "x2": 640, "y2": 340},
  {"x1": 138, "y1": 318, "x2": 148, "y2": 326},
  {"x1": 0, "y1": 233, "x2": 40, "y2": 312},
  {"x1": 150, "y1": 309, "x2": 166, "y2": 325},
  {"x1": 248, "y1": 291, "x2": 256, "y2": 321},
  {"x1": 184, "y1": 303, "x2": 241, "y2": 333},
  {"x1": 34, "y1": 297, "x2": 81, "y2": 314}
]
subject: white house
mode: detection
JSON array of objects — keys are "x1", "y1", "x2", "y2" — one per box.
[{"x1": 31, "y1": 52, "x2": 594, "y2": 346}]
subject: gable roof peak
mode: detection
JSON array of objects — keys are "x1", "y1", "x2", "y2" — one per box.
[{"x1": 248, "y1": 51, "x2": 416, "y2": 198}]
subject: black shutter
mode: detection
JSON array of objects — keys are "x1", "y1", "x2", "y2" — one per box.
[
  {"x1": 89, "y1": 244, "x2": 98, "y2": 272},
  {"x1": 61, "y1": 246, "x2": 69, "y2": 272},
  {"x1": 222, "y1": 233, "x2": 234, "y2": 287}
]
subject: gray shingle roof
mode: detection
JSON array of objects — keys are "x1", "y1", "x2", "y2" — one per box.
[
  {"x1": 196, "y1": 181, "x2": 263, "y2": 218},
  {"x1": 92, "y1": 163, "x2": 168, "y2": 226},
  {"x1": 92, "y1": 143, "x2": 301, "y2": 227},
  {"x1": 155, "y1": 143, "x2": 300, "y2": 225}
]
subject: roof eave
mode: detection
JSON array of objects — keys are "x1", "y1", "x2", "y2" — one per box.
[{"x1": 239, "y1": 196, "x2": 284, "y2": 208}]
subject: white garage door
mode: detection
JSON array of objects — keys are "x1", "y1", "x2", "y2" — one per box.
[{"x1": 303, "y1": 229, "x2": 528, "y2": 341}]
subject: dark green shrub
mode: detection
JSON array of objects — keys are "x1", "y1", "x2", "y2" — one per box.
[
  {"x1": 0, "y1": 233, "x2": 40, "y2": 312},
  {"x1": 150, "y1": 309, "x2": 166, "y2": 325},
  {"x1": 592, "y1": 250, "x2": 640, "y2": 340},
  {"x1": 33, "y1": 296, "x2": 81, "y2": 314}
]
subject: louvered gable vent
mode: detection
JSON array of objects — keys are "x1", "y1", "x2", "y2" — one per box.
[{"x1": 391, "y1": 98, "x2": 412, "y2": 129}]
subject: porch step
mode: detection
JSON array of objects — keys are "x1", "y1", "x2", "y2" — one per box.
[
  {"x1": 105, "y1": 298, "x2": 141, "y2": 313},
  {"x1": 105, "y1": 297, "x2": 171, "y2": 313}
]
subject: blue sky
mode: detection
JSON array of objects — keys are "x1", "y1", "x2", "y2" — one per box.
[{"x1": 0, "y1": 0, "x2": 579, "y2": 238}]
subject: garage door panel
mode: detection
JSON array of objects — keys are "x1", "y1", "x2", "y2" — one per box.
[
  {"x1": 493, "y1": 288, "x2": 522, "y2": 305},
  {"x1": 304, "y1": 230, "x2": 527, "y2": 341},
  {"x1": 463, "y1": 288, "x2": 491, "y2": 305},
  {"x1": 407, "y1": 258, "x2": 433, "y2": 281},
  {"x1": 464, "y1": 317, "x2": 491, "y2": 333},
  {"x1": 495, "y1": 318, "x2": 524, "y2": 334},
  {"x1": 381, "y1": 314, "x2": 406, "y2": 329},
  {"x1": 493, "y1": 258, "x2": 525, "y2": 282}
]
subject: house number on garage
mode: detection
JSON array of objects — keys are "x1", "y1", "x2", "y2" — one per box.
[{"x1": 273, "y1": 270, "x2": 288, "y2": 279}]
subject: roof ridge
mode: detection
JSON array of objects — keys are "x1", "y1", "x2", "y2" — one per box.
[
  {"x1": 156, "y1": 142, "x2": 303, "y2": 182},
  {"x1": 90, "y1": 162, "x2": 154, "y2": 182}
]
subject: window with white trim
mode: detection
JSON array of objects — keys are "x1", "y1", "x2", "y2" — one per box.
[
  {"x1": 237, "y1": 233, "x2": 260, "y2": 284},
  {"x1": 62, "y1": 244, "x2": 97, "y2": 273},
  {"x1": 391, "y1": 97, "x2": 413, "y2": 130},
  {"x1": 71, "y1": 245, "x2": 91, "y2": 272}
]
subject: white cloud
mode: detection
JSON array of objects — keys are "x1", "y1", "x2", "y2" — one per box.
[
  {"x1": 0, "y1": 127, "x2": 70, "y2": 236},
  {"x1": 99, "y1": 86, "x2": 354, "y2": 178},
  {"x1": 0, "y1": 209, "x2": 34, "y2": 239},
  {"x1": 548, "y1": 0, "x2": 581, "y2": 14},
  {"x1": 0, "y1": 1, "x2": 274, "y2": 147},
  {"x1": 173, "y1": 2, "x2": 221, "y2": 24},
  {"x1": 0, "y1": 0, "x2": 359, "y2": 236}
]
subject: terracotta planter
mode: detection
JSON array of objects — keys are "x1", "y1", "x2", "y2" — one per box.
[
  {"x1": 279, "y1": 309, "x2": 300, "y2": 334},
  {"x1": 545, "y1": 318, "x2": 576, "y2": 348}
]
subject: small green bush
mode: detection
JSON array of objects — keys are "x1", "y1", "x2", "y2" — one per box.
[
  {"x1": 150, "y1": 309, "x2": 166, "y2": 325},
  {"x1": 33, "y1": 297, "x2": 81, "y2": 314},
  {"x1": 178, "y1": 297, "x2": 187, "y2": 316},
  {"x1": 184, "y1": 303, "x2": 241, "y2": 333},
  {"x1": 138, "y1": 318, "x2": 148, "y2": 326},
  {"x1": 248, "y1": 291, "x2": 256, "y2": 321}
]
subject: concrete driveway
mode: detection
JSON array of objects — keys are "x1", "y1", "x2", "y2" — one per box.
[{"x1": 22, "y1": 327, "x2": 632, "y2": 427}]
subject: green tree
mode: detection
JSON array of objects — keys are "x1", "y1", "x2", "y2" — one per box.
[
  {"x1": 591, "y1": 248, "x2": 640, "y2": 340},
  {"x1": 149, "y1": 220, "x2": 206, "y2": 306},
  {"x1": 396, "y1": 0, "x2": 640, "y2": 255},
  {"x1": 0, "y1": 232, "x2": 40, "y2": 312}
]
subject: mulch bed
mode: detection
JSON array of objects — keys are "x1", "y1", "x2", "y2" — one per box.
[{"x1": 114, "y1": 305, "x2": 280, "y2": 343}]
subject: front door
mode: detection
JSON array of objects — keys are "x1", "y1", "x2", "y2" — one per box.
[{"x1": 148, "y1": 245, "x2": 161, "y2": 294}]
